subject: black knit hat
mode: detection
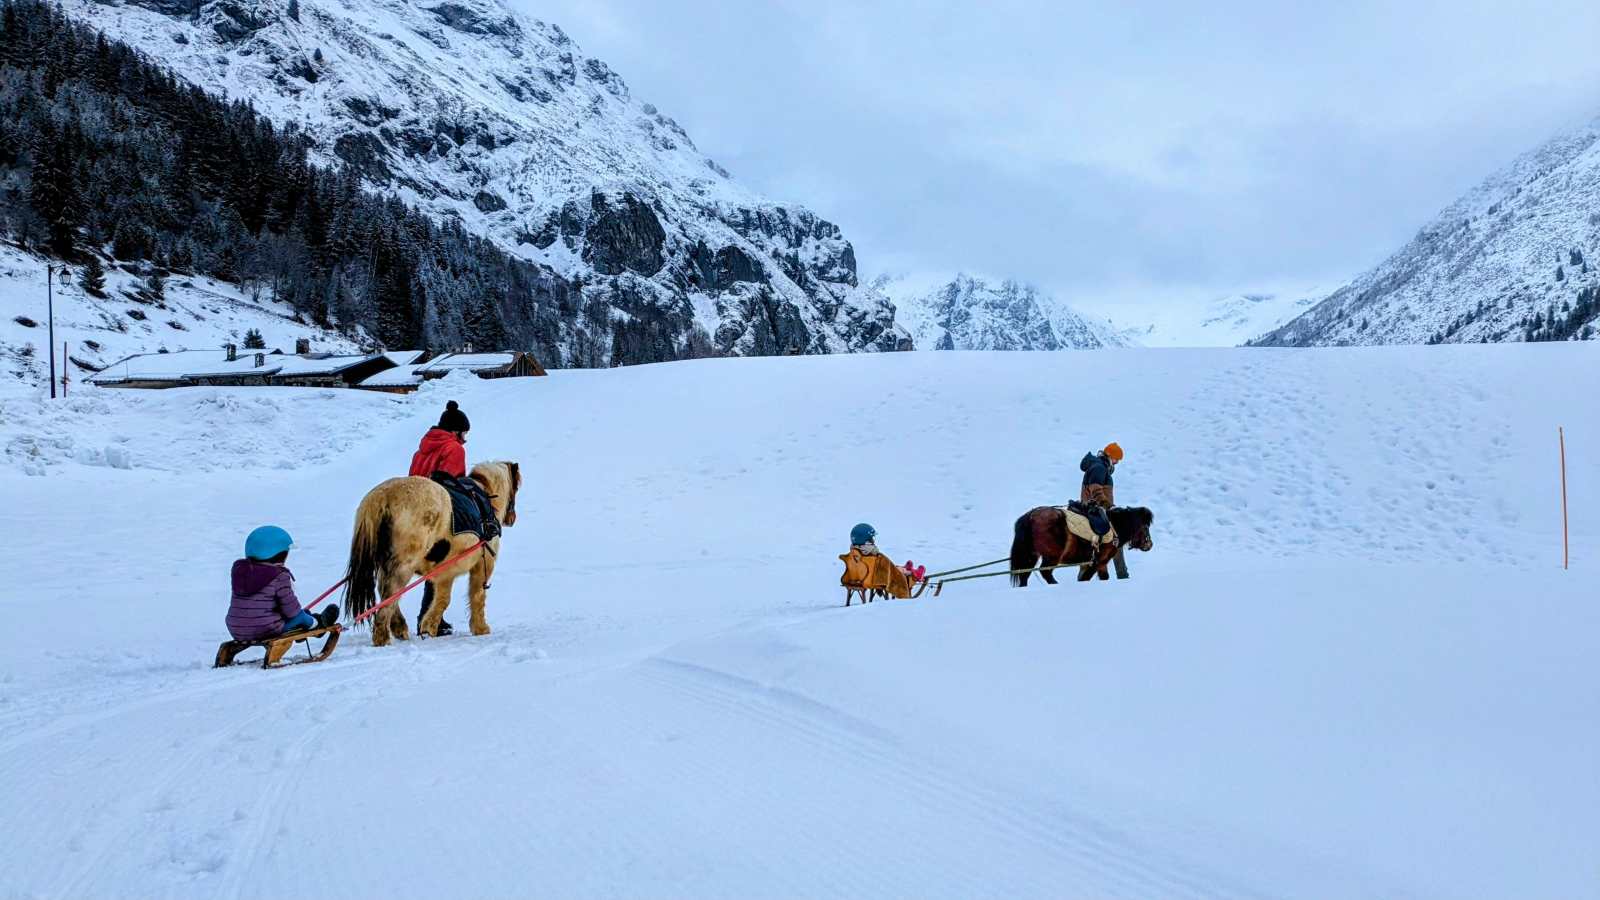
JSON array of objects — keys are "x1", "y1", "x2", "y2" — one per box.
[{"x1": 438, "y1": 400, "x2": 470, "y2": 433}]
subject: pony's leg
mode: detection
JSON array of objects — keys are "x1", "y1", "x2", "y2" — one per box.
[
  {"x1": 1079, "y1": 547, "x2": 1107, "y2": 582},
  {"x1": 419, "y1": 575, "x2": 455, "y2": 637},
  {"x1": 1040, "y1": 547, "x2": 1061, "y2": 585},
  {"x1": 466, "y1": 559, "x2": 491, "y2": 636},
  {"x1": 371, "y1": 605, "x2": 392, "y2": 647},
  {"x1": 384, "y1": 573, "x2": 412, "y2": 642}
]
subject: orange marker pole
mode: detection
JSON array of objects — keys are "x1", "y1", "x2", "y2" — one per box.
[{"x1": 1559, "y1": 427, "x2": 1568, "y2": 570}]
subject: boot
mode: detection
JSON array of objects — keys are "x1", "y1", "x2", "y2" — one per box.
[{"x1": 316, "y1": 605, "x2": 340, "y2": 629}]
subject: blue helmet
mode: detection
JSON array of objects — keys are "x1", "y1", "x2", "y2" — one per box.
[
  {"x1": 850, "y1": 523, "x2": 877, "y2": 545},
  {"x1": 245, "y1": 525, "x2": 295, "y2": 560}
]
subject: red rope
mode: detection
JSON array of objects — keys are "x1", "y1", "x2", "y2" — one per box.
[
  {"x1": 301, "y1": 578, "x2": 349, "y2": 613},
  {"x1": 350, "y1": 541, "x2": 487, "y2": 626}
]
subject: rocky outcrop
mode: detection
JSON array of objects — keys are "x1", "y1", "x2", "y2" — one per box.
[{"x1": 584, "y1": 192, "x2": 666, "y2": 277}]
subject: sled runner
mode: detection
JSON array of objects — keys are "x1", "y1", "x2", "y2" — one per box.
[{"x1": 214, "y1": 624, "x2": 343, "y2": 669}]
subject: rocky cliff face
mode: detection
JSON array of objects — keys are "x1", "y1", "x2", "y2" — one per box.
[
  {"x1": 1252, "y1": 121, "x2": 1600, "y2": 347},
  {"x1": 875, "y1": 274, "x2": 1129, "y2": 351},
  {"x1": 67, "y1": 0, "x2": 906, "y2": 363}
]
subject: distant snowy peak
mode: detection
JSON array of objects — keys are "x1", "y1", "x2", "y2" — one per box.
[
  {"x1": 1114, "y1": 286, "x2": 1336, "y2": 348},
  {"x1": 68, "y1": 0, "x2": 905, "y2": 358},
  {"x1": 876, "y1": 273, "x2": 1130, "y2": 351},
  {"x1": 1253, "y1": 120, "x2": 1600, "y2": 346}
]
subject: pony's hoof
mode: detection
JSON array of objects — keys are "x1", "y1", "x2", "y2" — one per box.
[{"x1": 471, "y1": 623, "x2": 491, "y2": 636}]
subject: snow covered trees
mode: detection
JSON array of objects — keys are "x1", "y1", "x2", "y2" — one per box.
[{"x1": 0, "y1": 0, "x2": 582, "y2": 362}]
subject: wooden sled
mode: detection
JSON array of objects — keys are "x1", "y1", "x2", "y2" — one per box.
[
  {"x1": 839, "y1": 550, "x2": 930, "y2": 606},
  {"x1": 214, "y1": 624, "x2": 342, "y2": 669}
]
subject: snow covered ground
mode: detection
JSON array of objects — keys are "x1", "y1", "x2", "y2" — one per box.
[{"x1": 0, "y1": 344, "x2": 1595, "y2": 898}]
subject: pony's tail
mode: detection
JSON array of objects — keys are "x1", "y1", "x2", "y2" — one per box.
[
  {"x1": 1010, "y1": 512, "x2": 1036, "y2": 587},
  {"x1": 343, "y1": 498, "x2": 393, "y2": 627}
]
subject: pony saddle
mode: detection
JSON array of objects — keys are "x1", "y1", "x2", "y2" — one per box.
[
  {"x1": 1062, "y1": 501, "x2": 1114, "y2": 542},
  {"x1": 430, "y1": 471, "x2": 501, "y2": 542}
]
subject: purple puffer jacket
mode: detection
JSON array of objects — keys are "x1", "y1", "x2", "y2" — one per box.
[{"x1": 226, "y1": 560, "x2": 302, "y2": 641}]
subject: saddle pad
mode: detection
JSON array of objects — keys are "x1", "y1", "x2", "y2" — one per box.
[
  {"x1": 431, "y1": 472, "x2": 500, "y2": 541},
  {"x1": 1059, "y1": 507, "x2": 1117, "y2": 546}
]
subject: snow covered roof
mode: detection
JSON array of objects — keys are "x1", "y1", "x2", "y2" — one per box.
[
  {"x1": 88, "y1": 349, "x2": 232, "y2": 384},
  {"x1": 272, "y1": 354, "x2": 385, "y2": 376},
  {"x1": 180, "y1": 354, "x2": 286, "y2": 378},
  {"x1": 357, "y1": 363, "x2": 425, "y2": 387},
  {"x1": 416, "y1": 352, "x2": 519, "y2": 374},
  {"x1": 384, "y1": 350, "x2": 425, "y2": 366}
]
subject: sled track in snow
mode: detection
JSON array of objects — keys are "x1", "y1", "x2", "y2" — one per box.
[{"x1": 533, "y1": 653, "x2": 1258, "y2": 896}]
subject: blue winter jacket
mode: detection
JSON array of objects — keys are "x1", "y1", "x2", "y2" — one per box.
[{"x1": 1080, "y1": 452, "x2": 1113, "y2": 488}]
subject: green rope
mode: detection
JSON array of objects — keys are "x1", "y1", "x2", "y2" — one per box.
[
  {"x1": 922, "y1": 557, "x2": 1010, "y2": 580},
  {"x1": 937, "y1": 563, "x2": 1080, "y2": 584}
]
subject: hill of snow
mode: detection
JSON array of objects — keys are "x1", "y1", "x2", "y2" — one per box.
[
  {"x1": 1, "y1": 245, "x2": 359, "y2": 388},
  {"x1": 1, "y1": 345, "x2": 1595, "y2": 897},
  {"x1": 1253, "y1": 119, "x2": 1600, "y2": 346},
  {"x1": 61, "y1": 0, "x2": 905, "y2": 358},
  {"x1": 875, "y1": 272, "x2": 1130, "y2": 350}
]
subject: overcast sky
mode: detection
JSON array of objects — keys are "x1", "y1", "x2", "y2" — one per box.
[{"x1": 517, "y1": 0, "x2": 1596, "y2": 315}]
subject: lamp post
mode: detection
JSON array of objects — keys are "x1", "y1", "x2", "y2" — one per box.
[{"x1": 46, "y1": 264, "x2": 70, "y2": 399}]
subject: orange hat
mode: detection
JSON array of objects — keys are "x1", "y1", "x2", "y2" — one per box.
[{"x1": 1103, "y1": 442, "x2": 1124, "y2": 462}]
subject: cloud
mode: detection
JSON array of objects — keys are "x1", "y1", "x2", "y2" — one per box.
[{"x1": 512, "y1": 0, "x2": 1598, "y2": 313}]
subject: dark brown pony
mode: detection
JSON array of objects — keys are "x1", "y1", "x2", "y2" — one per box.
[{"x1": 1009, "y1": 506, "x2": 1154, "y2": 586}]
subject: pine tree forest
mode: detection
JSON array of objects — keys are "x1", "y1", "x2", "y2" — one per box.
[{"x1": 0, "y1": 0, "x2": 592, "y2": 363}]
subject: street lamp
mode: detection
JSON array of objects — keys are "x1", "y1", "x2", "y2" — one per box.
[{"x1": 46, "y1": 264, "x2": 70, "y2": 399}]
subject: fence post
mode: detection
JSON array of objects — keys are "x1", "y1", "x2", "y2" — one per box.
[{"x1": 1560, "y1": 427, "x2": 1568, "y2": 570}]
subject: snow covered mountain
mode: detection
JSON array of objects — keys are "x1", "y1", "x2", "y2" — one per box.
[
  {"x1": 1112, "y1": 285, "x2": 1337, "y2": 348},
  {"x1": 1252, "y1": 120, "x2": 1600, "y2": 347},
  {"x1": 874, "y1": 273, "x2": 1130, "y2": 351},
  {"x1": 61, "y1": 0, "x2": 905, "y2": 359}
]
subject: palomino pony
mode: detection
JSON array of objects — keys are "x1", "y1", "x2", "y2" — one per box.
[
  {"x1": 343, "y1": 461, "x2": 522, "y2": 645},
  {"x1": 1009, "y1": 505, "x2": 1154, "y2": 586}
]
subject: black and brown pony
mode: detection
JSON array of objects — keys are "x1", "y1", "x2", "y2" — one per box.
[{"x1": 1009, "y1": 506, "x2": 1154, "y2": 585}]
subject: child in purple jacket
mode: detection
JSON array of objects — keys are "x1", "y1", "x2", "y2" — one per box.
[{"x1": 227, "y1": 526, "x2": 338, "y2": 642}]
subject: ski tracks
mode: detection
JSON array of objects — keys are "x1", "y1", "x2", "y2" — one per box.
[
  {"x1": 3, "y1": 638, "x2": 499, "y2": 899},
  {"x1": 534, "y1": 651, "x2": 1264, "y2": 898}
]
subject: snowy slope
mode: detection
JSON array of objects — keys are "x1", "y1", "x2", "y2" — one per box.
[
  {"x1": 1254, "y1": 119, "x2": 1600, "y2": 346},
  {"x1": 876, "y1": 272, "x2": 1130, "y2": 350},
  {"x1": 62, "y1": 0, "x2": 905, "y2": 359},
  {"x1": 1, "y1": 345, "x2": 1595, "y2": 897},
  {"x1": 1, "y1": 245, "x2": 360, "y2": 388}
]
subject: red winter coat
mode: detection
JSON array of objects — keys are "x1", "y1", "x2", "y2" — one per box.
[{"x1": 410, "y1": 427, "x2": 466, "y2": 478}]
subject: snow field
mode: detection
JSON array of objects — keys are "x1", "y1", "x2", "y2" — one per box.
[{"x1": 0, "y1": 344, "x2": 1595, "y2": 898}]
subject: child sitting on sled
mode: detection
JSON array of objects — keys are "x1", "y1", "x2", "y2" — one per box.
[
  {"x1": 850, "y1": 523, "x2": 925, "y2": 583},
  {"x1": 227, "y1": 526, "x2": 339, "y2": 642}
]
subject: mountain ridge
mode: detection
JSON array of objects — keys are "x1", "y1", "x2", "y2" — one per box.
[
  {"x1": 874, "y1": 273, "x2": 1130, "y2": 351},
  {"x1": 65, "y1": 0, "x2": 908, "y2": 361},
  {"x1": 1251, "y1": 119, "x2": 1600, "y2": 347}
]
